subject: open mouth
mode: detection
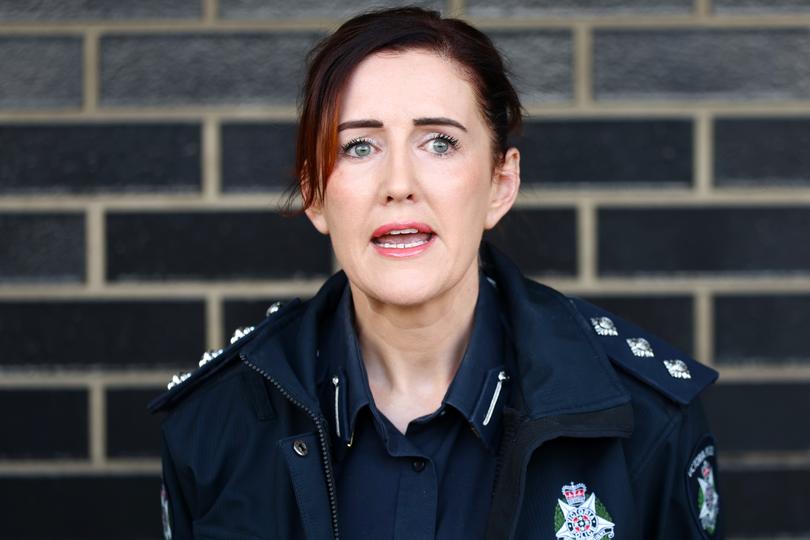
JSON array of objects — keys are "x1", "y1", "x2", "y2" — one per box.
[{"x1": 370, "y1": 223, "x2": 435, "y2": 252}]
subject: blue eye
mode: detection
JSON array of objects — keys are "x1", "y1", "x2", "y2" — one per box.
[
  {"x1": 427, "y1": 133, "x2": 460, "y2": 156},
  {"x1": 341, "y1": 138, "x2": 373, "y2": 158}
]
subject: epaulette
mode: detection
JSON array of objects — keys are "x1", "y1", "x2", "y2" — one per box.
[
  {"x1": 569, "y1": 297, "x2": 718, "y2": 406},
  {"x1": 147, "y1": 299, "x2": 302, "y2": 414}
]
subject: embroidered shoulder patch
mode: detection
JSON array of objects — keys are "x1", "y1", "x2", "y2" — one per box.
[
  {"x1": 161, "y1": 482, "x2": 173, "y2": 540},
  {"x1": 554, "y1": 482, "x2": 616, "y2": 539},
  {"x1": 687, "y1": 436, "x2": 720, "y2": 538}
]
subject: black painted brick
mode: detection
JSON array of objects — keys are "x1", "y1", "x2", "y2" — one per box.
[
  {"x1": 221, "y1": 123, "x2": 296, "y2": 193},
  {"x1": 219, "y1": 0, "x2": 443, "y2": 19},
  {"x1": 517, "y1": 119, "x2": 692, "y2": 187},
  {"x1": 594, "y1": 29, "x2": 810, "y2": 101},
  {"x1": 721, "y1": 468, "x2": 810, "y2": 535},
  {"x1": 714, "y1": 0, "x2": 810, "y2": 14},
  {"x1": 107, "y1": 211, "x2": 332, "y2": 281},
  {"x1": 581, "y1": 295, "x2": 693, "y2": 355},
  {"x1": 0, "y1": 213, "x2": 85, "y2": 283},
  {"x1": 224, "y1": 298, "x2": 299, "y2": 338},
  {"x1": 0, "y1": 36, "x2": 82, "y2": 109},
  {"x1": 107, "y1": 388, "x2": 163, "y2": 458},
  {"x1": 0, "y1": 301, "x2": 205, "y2": 369},
  {"x1": 487, "y1": 31, "x2": 573, "y2": 103},
  {"x1": 0, "y1": 1, "x2": 201, "y2": 20},
  {"x1": 0, "y1": 124, "x2": 201, "y2": 194},
  {"x1": 0, "y1": 475, "x2": 161, "y2": 539},
  {"x1": 704, "y1": 383, "x2": 810, "y2": 452},
  {"x1": 598, "y1": 207, "x2": 810, "y2": 275},
  {"x1": 0, "y1": 390, "x2": 87, "y2": 459},
  {"x1": 484, "y1": 208, "x2": 577, "y2": 276},
  {"x1": 100, "y1": 32, "x2": 323, "y2": 106},
  {"x1": 715, "y1": 118, "x2": 810, "y2": 186},
  {"x1": 468, "y1": 0, "x2": 691, "y2": 16},
  {"x1": 714, "y1": 295, "x2": 810, "y2": 365}
]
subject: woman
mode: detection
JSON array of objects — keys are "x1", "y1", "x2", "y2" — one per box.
[{"x1": 150, "y1": 7, "x2": 722, "y2": 540}]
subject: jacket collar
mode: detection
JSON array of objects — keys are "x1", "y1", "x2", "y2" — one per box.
[{"x1": 242, "y1": 241, "x2": 631, "y2": 427}]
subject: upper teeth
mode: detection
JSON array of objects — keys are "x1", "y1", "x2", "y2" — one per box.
[{"x1": 388, "y1": 228, "x2": 419, "y2": 235}]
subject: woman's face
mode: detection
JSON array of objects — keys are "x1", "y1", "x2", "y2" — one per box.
[{"x1": 306, "y1": 49, "x2": 520, "y2": 307}]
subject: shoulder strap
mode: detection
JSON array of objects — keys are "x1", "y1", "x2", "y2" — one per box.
[
  {"x1": 147, "y1": 299, "x2": 302, "y2": 414},
  {"x1": 569, "y1": 297, "x2": 718, "y2": 405}
]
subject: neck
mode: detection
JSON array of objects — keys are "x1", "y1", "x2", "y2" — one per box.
[{"x1": 349, "y1": 262, "x2": 480, "y2": 431}]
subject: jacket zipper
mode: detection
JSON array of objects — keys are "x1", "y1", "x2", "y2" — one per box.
[{"x1": 241, "y1": 353, "x2": 340, "y2": 540}]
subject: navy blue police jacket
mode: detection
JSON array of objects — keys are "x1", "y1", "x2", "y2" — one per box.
[{"x1": 149, "y1": 241, "x2": 724, "y2": 540}]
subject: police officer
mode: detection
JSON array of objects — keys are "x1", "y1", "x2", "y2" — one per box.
[{"x1": 150, "y1": 7, "x2": 722, "y2": 539}]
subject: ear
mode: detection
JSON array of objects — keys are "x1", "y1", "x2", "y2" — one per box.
[
  {"x1": 484, "y1": 146, "x2": 520, "y2": 230},
  {"x1": 302, "y1": 176, "x2": 330, "y2": 235}
]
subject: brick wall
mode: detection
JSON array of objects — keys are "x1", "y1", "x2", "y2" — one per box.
[{"x1": 1, "y1": 1, "x2": 808, "y2": 537}]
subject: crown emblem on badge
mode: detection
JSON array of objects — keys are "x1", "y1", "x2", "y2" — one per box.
[
  {"x1": 562, "y1": 482, "x2": 588, "y2": 506},
  {"x1": 554, "y1": 482, "x2": 616, "y2": 539}
]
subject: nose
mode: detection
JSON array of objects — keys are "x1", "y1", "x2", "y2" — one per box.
[{"x1": 379, "y1": 142, "x2": 417, "y2": 204}]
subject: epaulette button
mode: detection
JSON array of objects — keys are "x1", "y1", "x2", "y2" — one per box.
[
  {"x1": 266, "y1": 301, "x2": 284, "y2": 316},
  {"x1": 229, "y1": 326, "x2": 255, "y2": 344}
]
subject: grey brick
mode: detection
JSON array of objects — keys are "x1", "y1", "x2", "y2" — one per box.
[
  {"x1": 517, "y1": 119, "x2": 692, "y2": 186},
  {"x1": 594, "y1": 29, "x2": 810, "y2": 101},
  {"x1": 715, "y1": 118, "x2": 810, "y2": 186},
  {"x1": 0, "y1": 36, "x2": 82, "y2": 110},
  {"x1": 0, "y1": 124, "x2": 201, "y2": 194},
  {"x1": 221, "y1": 123, "x2": 296, "y2": 193},
  {"x1": 106, "y1": 211, "x2": 332, "y2": 281},
  {"x1": 468, "y1": 0, "x2": 691, "y2": 17},
  {"x1": 100, "y1": 33, "x2": 323, "y2": 106},
  {"x1": 220, "y1": 0, "x2": 443, "y2": 19},
  {"x1": 0, "y1": 213, "x2": 85, "y2": 283},
  {"x1": 488, "y1": 31, "x2": 573, "y2": 103},
  {"x1": 715, "y1": 295, "x2": 810, "y2": 365},
  {"x1": 598, "y1": 207, "x2": 810, "y2": 275},
  {"x1": 714, "y1": 0, "x2": 810, "y2": 14},
  {"x1": 0, "y1": 0, "x2": 200, "y2": 21}
]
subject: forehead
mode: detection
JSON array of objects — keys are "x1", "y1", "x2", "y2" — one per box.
[{"x1": 338, "y1": 49, "x2": 480, "y2": 124}]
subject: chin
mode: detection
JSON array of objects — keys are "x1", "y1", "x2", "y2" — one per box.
[{"x1": 351, "y1": 271, "x2": 444, "y2": 308}]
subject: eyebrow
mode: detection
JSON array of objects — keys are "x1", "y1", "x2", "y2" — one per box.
[{"x1": 337, "y1": 117, "x2": 467, "y2": 132}]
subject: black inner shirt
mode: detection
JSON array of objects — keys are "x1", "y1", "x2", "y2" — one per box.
[{"x1": 317, "y1": 271, "x2": 513, "y2": 539}]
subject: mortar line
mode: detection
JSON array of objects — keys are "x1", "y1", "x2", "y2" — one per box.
[
  {"x1": 695, "y1": 286, "x2": 714, "y2": 366},
  {"x1": 577, "y1": 198, "x2": 597, "y2": 287},
  {"x1": 573, "y1": 23, "x2": 593, "y2": 108},
  {"x1": 88, "y1": 379, "x2": 106, "y2": 467},
  {"x1": 6, "y1": 103, "x2": 810, "y2": 122},
  {"x1": 694, "y1": 110, "x2": 713, "y2": 196},
  {"x1": 203, "y1": 0, "x2": 218, "y2": 24},
  {"x1": 695, "y1": 0, "x2": 712, "y2": 18},
  {"x1": 207, "y1": 291, "x2": 224, "y2": 351},
  {"x1": 8, "y1": 15, "x2": 810, "y2": 32},
  {"x1": 85, "y1": 204, "x2": 105, "y2": 291},
  {"x1": 202, "y1": 117, "x2": 221, "y2": 200},
  {"x1": 447, "y1": 0, "x2": 465, "y2": 17},
  {"x1": 0, "y1": 461, "x2": 161, "y2": 475},
  {"x1": 82, "y1": 28, "x2": 99, "y2": 113}
]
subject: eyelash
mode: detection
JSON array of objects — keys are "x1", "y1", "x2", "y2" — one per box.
[{"x1": 339, "y1": 133, "x2": 461, "y2": 158}]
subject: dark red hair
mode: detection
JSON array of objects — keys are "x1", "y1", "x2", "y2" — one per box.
[{"x1": 292, "y1": 6, "x2": 524, "y2": 211}]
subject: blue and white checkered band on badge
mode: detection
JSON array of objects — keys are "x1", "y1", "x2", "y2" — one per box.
[
  {"x1": 161, "y1": 482, "x2": 172, "y2": 540},
  {"x1": 687, "y1": 435, "x2": 720, "y2": 538}
]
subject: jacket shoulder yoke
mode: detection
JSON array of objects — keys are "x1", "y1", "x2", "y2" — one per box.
[
  {"x1": 569, "y1": 297, "x2": 717, "y2": 406},
  {"x1": 147, "y1": 299, "x2": 302, "y2": 414}
]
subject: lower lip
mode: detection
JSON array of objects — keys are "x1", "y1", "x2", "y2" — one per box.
[{"x1": 371, "y1": 234, "x2": 436, "y2": 258}]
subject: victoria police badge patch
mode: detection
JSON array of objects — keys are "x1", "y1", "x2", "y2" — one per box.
[
  {"x1": 687, "y1": 436, "x2": 720, "y2": 538},
  {"x1": 554, "y1": 482, "x2": 616, "y2": 539},
  {"x1": 161, "y1": 482, "x2": 173, "y2": 540}
]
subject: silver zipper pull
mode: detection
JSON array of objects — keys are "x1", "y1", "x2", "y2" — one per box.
[
  {"x1": 332, "y1": 376, "x2": 341, "y2": 438},
  {"x1": 483, "y1": 370, "x2": 509, "y2": 426}
]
